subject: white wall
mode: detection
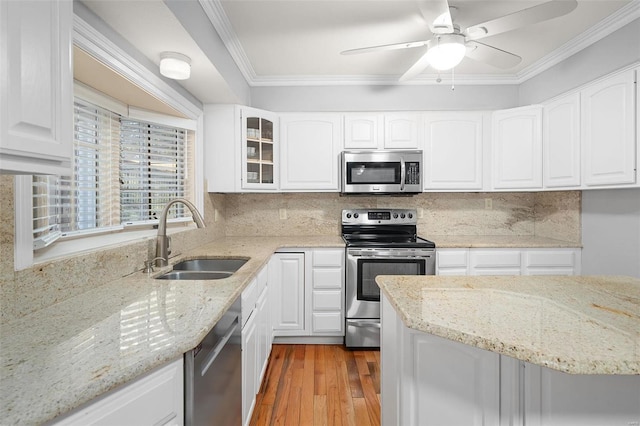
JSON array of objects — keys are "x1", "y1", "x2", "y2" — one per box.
[
  {"x1": 252, "y1": 83, "x2": 519, "y2": 112},
  {"x1": 581, "y1": 188, "x2": 640, "y2": 278},
  {"x1": 519, "y1": 18, "x2": 640, "y2": 105}
]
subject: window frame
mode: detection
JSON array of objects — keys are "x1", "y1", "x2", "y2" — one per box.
[{"x1": 13, "y1": 14, "x2": 204, "y2": 271}]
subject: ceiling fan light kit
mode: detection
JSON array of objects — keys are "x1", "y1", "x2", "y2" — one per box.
[
  {"x1": 426, "y1": 34, "x2": 466, "y2": 71},
  {"x1": 341, "y1": 0, "x2": 578, "y2": 81},
  {"x1": 159, "y1": 51, "x2": 191, "y2": 80}
]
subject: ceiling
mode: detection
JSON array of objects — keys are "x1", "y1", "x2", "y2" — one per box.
[{"x1": 81, "y1": 0, "x2": 637, "y2": 104}]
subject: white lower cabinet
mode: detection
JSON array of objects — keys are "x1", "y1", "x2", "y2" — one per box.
[
  {"x1": 523, "y1": 363, "x2": 640, "y2": 426},
  {"x1": 382, "y1": 295, "x2": 500, "y2": 426},
  {"x1": 53, "y1": 358, "x2": 184, "y2": 426},
  {"x1": 271, "y1": 249, "x2": 344, "y2": 338},
  {"x1": 382, "y1": 294, "x2": 640, "y2": 426},
  {"x1": 241, "y1": 304, "x2": 258, "y2": 426},
  {"x1": 242, "y1": 265, "x2": 271, "y2": 426},
  {"x1": 270, "y1": 252, "x2": 306, "y2": 336},
  {"x1": 438, "y1": 248, "x2": 581, "y2": 276}
]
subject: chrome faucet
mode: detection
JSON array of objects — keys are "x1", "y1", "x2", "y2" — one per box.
[{"x1": 155, "y1": 198, "x2": 206, "y2": 267}]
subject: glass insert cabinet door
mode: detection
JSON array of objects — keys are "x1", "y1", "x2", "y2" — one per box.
[{"x1": 241, "y1": 108, "x2": 278, "y2": 189}]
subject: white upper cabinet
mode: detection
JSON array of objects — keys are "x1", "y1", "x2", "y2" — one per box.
[
  {"x1": 423, "y1": 112, "x2": 484, "y2": 190},
  {"x1": 344, "y1": 113, "x2": 383, "y2": 149},
  {"x1": 492, "y1": 105, "x2": 543, "y2": 190},
  {"x1": 581, "y1": 69, "x2": 636, "y2": 187},
  {"x1": 384, "y1": 113, "x2": 422, "y2": 149},
  {"x1": 280, "y1": 113, "x2": 342, "y2": 191},
  {"x1": 344, "y1": 113, "x2": 421, "y2": 150},
  {"x1": 204, "y1": 105, "x2": 278, "y2": 192},
  {"x1": 0, "y1": 0, "x2": 73, "y2": 175},
  {"x1": 543, "y1": 93, "x2": 581, "y2": 188}
]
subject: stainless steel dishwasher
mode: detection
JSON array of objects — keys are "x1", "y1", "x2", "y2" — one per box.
[{"x1": 184, "y1": 297, "x2": 242, "y2": 425}]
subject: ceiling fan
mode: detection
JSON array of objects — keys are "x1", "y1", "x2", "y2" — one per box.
[{"x1": 341, "y1": 0, "x2": 578, "y2": 81}]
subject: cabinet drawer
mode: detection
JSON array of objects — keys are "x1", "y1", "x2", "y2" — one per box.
[
  {"x1": 313, "y1": 268, "x2": 343, "y2": 289},
  {"x1": 524, "y1": 250, "x2": 575, "y2": 267},
  {"x1": 241, "y1": 278, "x2": 258, "y2": 326},
  {"x1": 313, "y1": 249, "x2": 344, "y2": 267},
  {"x1": 312, "y1": 312, "x2": 343, "y2": 333},
  {"x1": 470, "y1": 250, "x2": 521, "y2": 268},
  {"x1": 437, "y1": 250, "x2": 469, "y2": 268},
  {"x1": 313, "y1": 290, "x2": 342, "y2": 311}
]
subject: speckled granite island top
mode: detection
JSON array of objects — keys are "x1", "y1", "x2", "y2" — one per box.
[
  {"x1": 0, "y1": 236, "x2": 343, "y2": 426},
  {"x1": 377, "y1": 275, "x2": 639, "y2": 375}
]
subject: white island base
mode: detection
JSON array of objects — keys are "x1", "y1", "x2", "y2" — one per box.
[{"x1": 381, "y1": 295, "x2": 640, "y2": 426}]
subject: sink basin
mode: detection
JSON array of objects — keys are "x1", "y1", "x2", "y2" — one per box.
[
  {"x1": 172, "y1": 258, "x2": 247, "y2": 273},
  {"x1": 155, "y1": 258, "x2": 248, "y2": 280},
  {"x1": 156, "y1": 270, "x2": 233, "y2": 280}
]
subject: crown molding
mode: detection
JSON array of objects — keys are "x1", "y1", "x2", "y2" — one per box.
[
  {"x1": 515, "y1": 0, "x2": 640, "y2": 83},
  {"x1": 199, "y1": 0, "x2": 257, "y2": 83},
  {"x1": 201, "y1": 0, "x2": 640, "y2": 87}
]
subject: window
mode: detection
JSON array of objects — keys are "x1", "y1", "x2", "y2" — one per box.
[{"x1": 32, "y1": 96, "x2": 195, "y2": 253}]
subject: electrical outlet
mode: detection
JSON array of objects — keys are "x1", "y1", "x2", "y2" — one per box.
[
  {"x1": 417, "y1": 208, "x2": 424, "y2": 219},
  {"x1": 485, "y1": 198, "x2": 493, "y2": 210},
  {"x1": 279, "y1": 208, "x2": 287, "y2": 220},
  {"x1": 214, "y1": 209, "x2": 219, "y2": 222}
]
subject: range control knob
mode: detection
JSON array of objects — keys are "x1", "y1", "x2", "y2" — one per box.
[
  {"x1": 346, "y1": 213, "x2": 352, "y2": 218},
  {"x1": 393, "y1": 213, "x2": 398, "y2": 219},
  {"x1": 400, "y1": 213, "x2": 406, "y2": 219},
  {"x1": 408, "y1": 213, "x2": 413, "y2": 219},
  {"x1": 353, "y1": 213, "x2": 359, "y2": 218}
]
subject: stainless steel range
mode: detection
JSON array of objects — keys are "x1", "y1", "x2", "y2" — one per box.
[{"x1": 342, "y1": 208, "x2": 436, "y2": 348}]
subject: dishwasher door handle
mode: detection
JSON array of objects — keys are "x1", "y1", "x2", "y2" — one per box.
[{"x1": 200, "y1": 316, "x2": 239, "y2": 377}]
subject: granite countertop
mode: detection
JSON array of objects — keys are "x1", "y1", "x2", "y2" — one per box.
[
  {"x1": 377, "y1": 275, "x2": 640, "y2": 375},
  {"x1": 0, "y1": 236, "x2": 343, "y2": 426},
  {"x1": 432, "y1": 235, "x2": 582, "y2": 248}
]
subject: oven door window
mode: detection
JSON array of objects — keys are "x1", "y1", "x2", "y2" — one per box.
[
  {"x1": 357, "y1": 258, "x2": 425, "y2": 301},
  {"x1": 346, "y1": 162, "x2": 401, "y2": 184}
]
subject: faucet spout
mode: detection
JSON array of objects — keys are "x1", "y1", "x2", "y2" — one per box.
[{"x1": 156, "y1": 198, "x2": 206, "y2": 267}]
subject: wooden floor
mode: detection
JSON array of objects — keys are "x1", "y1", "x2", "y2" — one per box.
[{"x1": 249, "y1": 344, "x2": 381, "y2": 426}]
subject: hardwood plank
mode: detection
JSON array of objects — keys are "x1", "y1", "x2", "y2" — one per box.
[
  {"x1": 300, "y1": 346, "x2": 316, "y2": 426},
  {"x1": 367, "y1": 361, "x2": 380, "y2": 395},
  {"x1": 333, "y1": 346, "x2": 356, "y2": 426},
  {"x1": 314, "y1": 394, "x2": 328, "y2": 426},
  {"x1": 284, "y1": 364, "x2": 304, "y2": 426},
  {"x1": 325, "y1": 346, "x2": 343, "y2": 426},
  {"x1": 269, "y1": 345, "x2": 295, "y2": 425},
  {"x1": 360, "y1": 373, "x2": 381, "y2": 426},
  {"x1": 315, "y1": 344, "x2": 327, "y2": 395},
  {"x1": 251, "y1": 403, "x2": 274, "y2": 426},
  {"x1": 343, "y1": 349, "x2": 364, "y2": 398},
  {"x1": 352, "y1": 398, "x2": 373, "y2": 426},
  {"x1": 261, "y1": 344, "x2": 286, "y2": 405},
  {"x1": 352, "y1": 350, "x2": 371, "y2": 377}
]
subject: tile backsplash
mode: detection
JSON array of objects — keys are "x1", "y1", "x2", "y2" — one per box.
[{"x1": 0, "y1": 174, "x2": 580, "y2": 322}]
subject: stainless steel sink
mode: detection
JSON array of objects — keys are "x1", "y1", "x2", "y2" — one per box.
[
  {"x1": 155, "y1": 270, "x2": 234, "y2": 280},
  {"x1": 172, "y1": 258, "x2": 247, "y2": 273},
  {"x1": 155, "y1": 258, "x2": 248, "y2": 280}
]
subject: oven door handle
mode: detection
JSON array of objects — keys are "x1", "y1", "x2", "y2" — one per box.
[
  {"x1": 348, "y1": 254, "x2": 433, "y2": 260},
  {"x1": 348, "y1": 320, "x2": 381, "y2": 329}
]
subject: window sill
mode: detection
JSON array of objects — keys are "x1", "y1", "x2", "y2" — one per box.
[{"x1": 33, "y1": 223, "x2": 197, "y2": 266}]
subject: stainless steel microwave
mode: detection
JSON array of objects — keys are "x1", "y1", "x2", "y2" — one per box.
[{"x1": 341, "y1": 150, "x2": 423, "y2": 194}]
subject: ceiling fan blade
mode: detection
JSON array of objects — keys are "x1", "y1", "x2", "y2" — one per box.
[
  {"x1": 418, "y1": 0, "x2": 453, "y2": 34},
  {"x1": 465, "y1": 41, "x2": 522, "y2": 69},
  {"x1": 399, "y1": 50, "x2": 431, "y2": 82},
  {"x1": 341, "y1": 40, "x2": 427, "y2": 55},
  {"x1": 464, "y1": 0, "x2": 578, "y2": 40}
]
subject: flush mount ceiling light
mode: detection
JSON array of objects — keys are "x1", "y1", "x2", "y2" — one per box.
[
  {"x1": 425, "y1": 34, "x2": 466, "y2": 71},
  {"x1": 159, "y1": 52, "x2": 191, "y2": 80}
]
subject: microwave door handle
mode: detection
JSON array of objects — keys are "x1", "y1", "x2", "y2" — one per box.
[{"x1": 400, "y1": 157, "x2": 406, "y2": 191}]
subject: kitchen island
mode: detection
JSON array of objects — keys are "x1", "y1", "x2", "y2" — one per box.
[{"x1": 378, "y1": 275, "x2": 640, "y2": 426}]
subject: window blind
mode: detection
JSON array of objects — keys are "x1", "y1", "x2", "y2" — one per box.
[
  {"x1": 32, "y1": 95, "x2": 194, "y2": 252},
  {"x1": 120, "y1": 119, "x2": 189, "y2": 224}
]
